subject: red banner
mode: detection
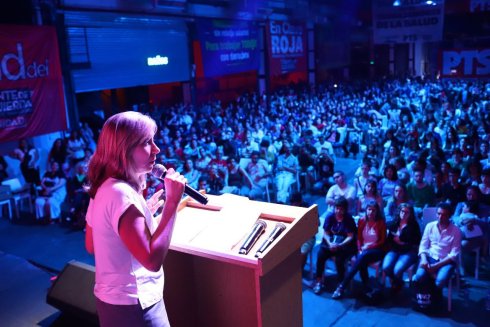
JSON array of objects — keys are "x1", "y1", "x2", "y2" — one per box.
[
  {"x1": 266, "y1": 21, "x2": 307, "y2": 76},
  {"x1": 0, "y1": 25, "x2": 66, "y2": 143}
]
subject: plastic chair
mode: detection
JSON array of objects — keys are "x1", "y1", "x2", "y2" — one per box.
[
  {"x1": 1, "y1": 178, "x2": 33, "y2": 218},
  {"x1": 0, "y1": 198, "x2": 13, "y2": 220},
  {"x1": 458, "y1": 248, "x2": 480, "y2": 280}
]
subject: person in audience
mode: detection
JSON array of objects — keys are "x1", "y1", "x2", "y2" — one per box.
[
  {"x1": 406, "y1": 168, "x2": 435, "y2": 216},
  {"x1": 47, "y1": 138, "x2": 68, "y2": 171},
  {"x1": 195, "y1": 148, "x2": 212, "y2": 172},
  {"x1": 243, "y1": 152, "x2": 270, "y2": 200},
  {"x1": 0, "y1": 156, "x2": 8, "y2": 182},
  {"x1": 384, "y1": 184, "x2": 411, "y2": 225},
  {"x1": 290, "y1": 192, "x2": 319, "y2": 278},
  {"x1": 378, "y1": 164, "x2": 399, "y2": 201},
  {"x1": 332, "y1": 200, "x2": 386, "y2": 299},
  {"x1": 452, "y1": 200, "x2": 485, "y2": 275},
  {"x1": 66, "y1": 130, "x2": 87, "y2": 165},
  {"x1": 447, "y1": 148, "x2": 467, "y2": 172},
  {"x1": 10, "y1": 139, "x2": 41, "y2": 187},
  {"x1": 462, "y1": 159, "x2": 482, "y2": 186},
  {"x1": 220, "y1": 156, "x2": 247, "y2": 196},
  {"x1": 353, "y1": 159, "x2": 372, "y2": 198},
  {"x1": 313, "y1": 197, "x2": 357, "y2": 295},
  {"x1": 412, "y1": 202, "x2": 461, "y2": 293},
  {"x1": 479, "y1": 168, "x2": 490, "y2": 205},
  {"x1": 35, "y1": 161, "x2": 67, "y2": 224},
  {"x1": 275, "y1": 142, "x2": 299, "y2": 203},
  {"x1": 66, "y1": 162, "x2": 89, "y2": 228},
  {"x1": 325, "y1": 171, "x2": 357, "y2": 215},
  {"x1": 181, "y1": 159, "x2": 201, "y2": 190},
  {"x1": 80, "y1": 122, "x2": 97, "y2": 152},
  {"x1": 440, "y1": 167, "x2": 467, "y2": 210},
  {"x1": 382, "y1": 203, "x2": 421, "y2": 293},
  {"x1": 357, "y1": 179, "x2": 383, "y2": 216},
  {"x1": 393, "y1": 156, "x2": 410, "y2": 185},
  {"x1": 312, "y1": 145, "x2": 335, "y2": 194},
  {"x1": 202, "y1": 163, "x2": 226, "y2": 195}
]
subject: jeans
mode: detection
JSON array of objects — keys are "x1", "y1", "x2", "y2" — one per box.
[
  {"x1": 96, "y1": 298, "x2": 170, "y2": 327},
  {"x1": 339, "y1": 248, "x2": 385, "y2": 289},
  {"x1": 315, "y1": 244, "x2": 356, "y2": 283},
  {"x1": 412, "y1": 256, "x2": 456, "y2": 289},
  {"x1": 382, "y1": 250, "x2": 418, "y2": 284}
]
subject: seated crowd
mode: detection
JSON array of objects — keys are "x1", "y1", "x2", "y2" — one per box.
[{"x1": 1, "y1": 78, "x2": 489, "y2": 307}]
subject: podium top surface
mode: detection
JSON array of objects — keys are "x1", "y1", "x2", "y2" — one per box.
[{"x1": 170, "y1": 193, "x2": 318, "y2": 274}]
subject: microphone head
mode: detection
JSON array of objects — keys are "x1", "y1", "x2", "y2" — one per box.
[
  {"x1": 256, "y1": 220, "x2": 267, "y2": 229},
  {"x1": 275, "y1": 222, "x2": 286, "y2": 231},
  {"x1": 151, "y1": 164, "x2": 167, "y2": 179}
]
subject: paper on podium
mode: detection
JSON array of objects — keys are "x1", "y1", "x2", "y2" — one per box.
[{"x1": 172, "y1": 194, "x2": 262, "y2": 252}]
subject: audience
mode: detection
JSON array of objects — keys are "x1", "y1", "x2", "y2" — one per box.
[{"x1": 5, "y1": 77, "x2": 490, "y2": 311}]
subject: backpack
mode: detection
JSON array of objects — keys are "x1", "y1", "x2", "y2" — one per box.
[{"x1": 412, "y1": 279, "x2": 442, "y2": 314}]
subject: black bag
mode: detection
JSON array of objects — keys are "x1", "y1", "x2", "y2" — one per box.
[{"x1": 412, "y1": 279, "x2": 442, "y2": 314}]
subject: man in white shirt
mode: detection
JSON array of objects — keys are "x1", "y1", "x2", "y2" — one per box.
[{"x1": 412, "y1": 202, "x2": 462, "y2": 290}]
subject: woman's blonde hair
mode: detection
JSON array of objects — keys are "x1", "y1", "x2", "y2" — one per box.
[{"x1": 87, "y1": 111, "x2": 157, "y2": 198}]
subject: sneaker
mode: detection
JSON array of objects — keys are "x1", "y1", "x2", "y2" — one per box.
[
  {"x1": 332, "y1": 286, "x2": 344, "y2": 299},
  {"x1": 313, "y1": 281, "x2": 322, "y2": 295}
]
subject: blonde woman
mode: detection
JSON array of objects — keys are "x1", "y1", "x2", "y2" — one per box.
[{"x1": 85, "y1": 111, "x2": 186, "y2": 327}]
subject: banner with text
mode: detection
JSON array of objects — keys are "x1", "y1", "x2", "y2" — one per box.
[
  {"x1": 470, "y1": 0, "x2": 490, "y2": 12},
  {"x1": 0, "y1": 25, "x2": 66, "y2": 143},
  {"x1": 196, "y1": 19, "x2": 259, "y2": 78},
  {"x1": 372, "y1": 0, "x2": 444, "y2": 44},
  {"x1": 439, "y1": 48, "x2": 490, "y2": 78},
  {"x1": 266, "y1": 20, "x2": 307, "y2": 76}
]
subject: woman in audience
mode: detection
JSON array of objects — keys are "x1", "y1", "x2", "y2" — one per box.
[
  {"x1": 354, "y1": 159, "x2": 372, "y2": 197},
  {"x1": 332, "y1": 200, "x2": 386, "y2": 299},
  {"x1": 453, "y1": 200, "x2": 485, "y2": 264},
  {"x1": 11, "y1": 139, "x2": 41, "y2": 187},
  {"x1": 221, "y1": 156, "x2": 247, "y2": 195},
  {"x1": 378, "y1": 164, "x2": 399, "y2": 201},
  {"x1": 181, "y1": 158, "x2": 201, "y2": 189},
  {"x1": 384, "y1": 184, "x2": 410, "y2": 225},
  {"x1": 35, "y1": 161, "x2": 67, "y2": 224},
  {"x1": 313, "y1": 197, "x2": 357, "y2": 295},
  {"x1": 479, "y1": 168, "x2": 490, "y2": 205},
  {"x1": 47, "y1": 138, "x2": 68, "y2": 169},
  {"x1": 195, "y1": 148, "x2": 212, "y2": 172},
  {"x1": 66, "y1": 162, "x2": 89, "y2": 228},
  {"x1": 66, "y1": 130, "x2": 86, "y2": 165},
  {"x1": 357, "y1": 179, "x2": 383, "y2": 216},
  {"x1": 382, "y1": 203, "x2": 421, "y2": 293}
]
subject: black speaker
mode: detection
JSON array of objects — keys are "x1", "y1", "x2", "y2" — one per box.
[{"x1": 46, "y1": 260, "x2": 98, "y2": 325}]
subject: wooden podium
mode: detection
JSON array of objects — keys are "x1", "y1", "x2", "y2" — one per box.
[{"x1": 163, "y1": 193, "x2": 318, "y2": 327}]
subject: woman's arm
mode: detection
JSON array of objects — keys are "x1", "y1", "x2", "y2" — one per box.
[{"x1": 118, "y1": 170, "x2": 185, "y2": 272}]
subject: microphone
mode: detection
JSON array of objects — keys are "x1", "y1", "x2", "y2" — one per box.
[
  {"x1": 254, "y1": 223, "x2": 286, "y2": 258},
  {"x1": 151, "y1": 164, "x2": 209, "y2": 205},
  {"x1": 239, "y1": 220, "x2": 267, "y2": 255}
]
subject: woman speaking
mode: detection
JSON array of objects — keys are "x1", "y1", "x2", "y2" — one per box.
[{"x1": 85, "y1": 111, "x2": 186, "y2": 327}]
